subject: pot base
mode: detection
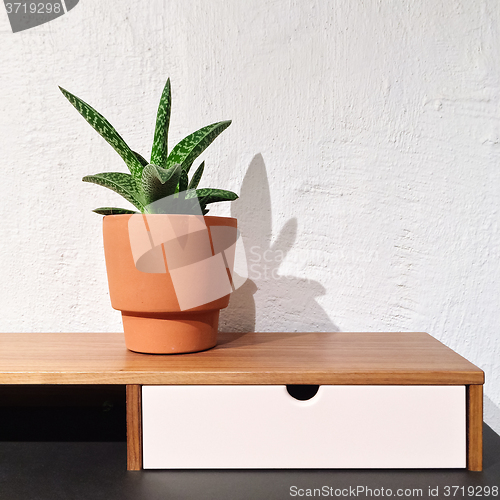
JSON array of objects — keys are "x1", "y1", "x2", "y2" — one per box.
[{"x1": 122, "y1": 310, "x2": 219, "y2": 354}]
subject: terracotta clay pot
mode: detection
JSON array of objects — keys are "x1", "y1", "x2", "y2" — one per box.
[{"x1": 102, "y1": 214, "x2": 237, "y2": 354}]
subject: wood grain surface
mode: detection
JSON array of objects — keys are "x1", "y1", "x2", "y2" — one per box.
[
  {"x1": 0, "y1": 332, "x2": 484, "y2": 385},
  {"x1": 467, "y1": 384, "x2": 483, "y2": 471},
  {"x1": 126, "y1": 385, "x2": 142, "y2": 471}
]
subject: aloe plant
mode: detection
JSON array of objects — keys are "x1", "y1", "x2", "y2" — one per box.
[{"x1": 59, "y1": 79, "x2": 238, "y2": 215}]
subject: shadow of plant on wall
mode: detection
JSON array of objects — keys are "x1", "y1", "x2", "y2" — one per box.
[{"x1": 219, "y1": 154, "x2": 339, "y2": 333}]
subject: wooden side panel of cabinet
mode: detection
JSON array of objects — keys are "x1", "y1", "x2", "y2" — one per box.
[
  {"x1": 126, "y1": 384, "x2": 142, "y2": 471},
  {"x1": 467, "y1": 384, "x2": 483, "y2": 471}
]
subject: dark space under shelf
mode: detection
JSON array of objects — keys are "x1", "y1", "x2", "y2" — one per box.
[{"x1": 0, "y1": 385, "x2": 126, "y2": 442}]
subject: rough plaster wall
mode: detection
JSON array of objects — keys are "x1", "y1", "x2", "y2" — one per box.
[{"x1": 1, "y1": 0, "x2": 499, "y2": 433}]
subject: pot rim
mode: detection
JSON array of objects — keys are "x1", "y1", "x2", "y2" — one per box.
[{"x1": 103, "y1": 214, "x2": 236, "y2": 224}]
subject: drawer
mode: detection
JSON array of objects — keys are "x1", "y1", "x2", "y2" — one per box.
[{"x1": 142, "y1": 385, "x2": 466, "y2": 469}]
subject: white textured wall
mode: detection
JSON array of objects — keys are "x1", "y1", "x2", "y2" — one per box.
[{"x1": 1, "y1": 1, "x2": 499, "y2": 433}]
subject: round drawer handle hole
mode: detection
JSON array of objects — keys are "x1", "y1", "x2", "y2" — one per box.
[{"x1": 286, "y1": 385, "x2": 320, "y2": 401}]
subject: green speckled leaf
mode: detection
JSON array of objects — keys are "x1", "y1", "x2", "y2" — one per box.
[
  {"x1": 166, "y1": 121, "x2": 231, "y2": 174},
  {"x1": 141, "y1": 163, "x2": 182, "y2": 204},
  {"x1": 188, "y1": 161, "x2": 204, "y2": 190},
  {"x1": 59, "y1": 87, "x2": 143, "y2": 181},
  {"x1": 82, "y1": 173, "x2": 145, "y2": 212},
  {"x1": 179, "y1": 170, "x2": 188, "y2": 192},
  {"x1": 187, "y1": 188, "x2": 238, "y2": 206},
  {"x1": 133, "y1": 151, "x2": 149, "y2": 167},
  {"x1": 150, "y1": 78, "x2": 171, "y2": 168},
  {"x1": 92, "y1": 207, "x2": 139, "y2": 215}
]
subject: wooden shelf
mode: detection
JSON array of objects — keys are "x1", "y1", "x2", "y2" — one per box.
[
  {"x1": 0, "y1": 331, "x2": 484, "y2": 471},
  {"x1": 0, "y1": 331, "x2": 483, "y2": 385}
]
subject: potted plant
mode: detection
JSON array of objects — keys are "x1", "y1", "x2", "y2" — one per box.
[{"x1": 60, "y1": 78, "x2": 240, "y2": 354}]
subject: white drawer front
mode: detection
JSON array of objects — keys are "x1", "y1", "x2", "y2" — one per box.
[{"x1": 142, "y1": 385, "x2": 466, "y2": 469}]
